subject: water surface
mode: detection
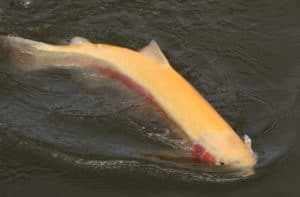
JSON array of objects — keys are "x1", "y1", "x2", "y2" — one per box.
[{"x1": 0, "y1": 0, "x2": 299, "y2": 196}]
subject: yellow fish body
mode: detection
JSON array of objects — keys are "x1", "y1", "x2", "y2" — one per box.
[{"x1": 0, "y1": 36, "x2": 256, "y2": 167}]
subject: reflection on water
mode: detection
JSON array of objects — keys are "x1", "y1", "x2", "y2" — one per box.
[{"x1": 0, "y1": 0, "x2": 299, "y2": 196}]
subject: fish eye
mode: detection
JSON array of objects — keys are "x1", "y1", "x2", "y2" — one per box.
[{"x1": 216, "y1": 160, "x2": 225, "y2": 166}]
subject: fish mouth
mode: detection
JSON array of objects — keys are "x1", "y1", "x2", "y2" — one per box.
[
  {"x1": 191, "y1": 137, "x2": 257, "y2": 167},
  {"x1": 191, "y1": 143, "x2": 217, "y2": 165}
]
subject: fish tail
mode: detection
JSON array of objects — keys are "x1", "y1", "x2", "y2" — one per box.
[{"x1": 0, "y1": 35, "x2": 56, "y2": 71}]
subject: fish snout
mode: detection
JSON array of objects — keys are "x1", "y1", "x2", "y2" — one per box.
[{"x1": 190, "y1": 132, "x2": 257, "y2": 168}]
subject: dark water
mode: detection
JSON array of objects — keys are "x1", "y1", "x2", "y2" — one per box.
[{"x1": 0, "y1": 0, "x2": 299, "y2": 196}]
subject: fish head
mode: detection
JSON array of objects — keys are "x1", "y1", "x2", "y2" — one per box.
[{"x1": 191, "y1": 130, "x2": 257, "y2": 168}]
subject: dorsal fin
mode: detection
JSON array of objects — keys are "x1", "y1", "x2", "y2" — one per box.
[
  {"x1": 139, "y1": 40, "x2": 170, "y2": 67},
  {"x1": 70, "y1": 37, "x2": 91, "y2": 45}
]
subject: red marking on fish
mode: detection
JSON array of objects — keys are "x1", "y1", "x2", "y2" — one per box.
[
  {"x1": 87, "y1": 64, "x2": 167, "y2": 117},
  {"x1": 87, "y1": 65, "x2": 216, "y2": 164},
  {"x1": 191, "y1": 144, "x2": 216, "y2": 164}
]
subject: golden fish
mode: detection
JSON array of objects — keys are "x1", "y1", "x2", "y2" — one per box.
[{"x1": 0, "y1": 36, "x2": 256, "y2": 167}]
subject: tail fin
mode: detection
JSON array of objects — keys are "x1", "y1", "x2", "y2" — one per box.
[
  {"x1": 0, "y1": 36, "x2": 57, "y2": 71},
  {"x1": 0, "y1": 36, "x2": 105, "y2": 88}
]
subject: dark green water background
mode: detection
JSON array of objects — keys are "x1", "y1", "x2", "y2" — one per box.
[{"x1": 0, "y1": 0, "x2": 299, "y2": 196}]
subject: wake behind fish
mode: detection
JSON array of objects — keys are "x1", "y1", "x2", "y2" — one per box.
[{"x1": 0, "y1": 130, "x2": 255, "y2": 183}]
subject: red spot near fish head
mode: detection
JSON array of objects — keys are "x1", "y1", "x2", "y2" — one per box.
[{"x1": 191, "y1": 144, "x2": 216, "y2": 164}]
